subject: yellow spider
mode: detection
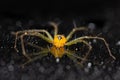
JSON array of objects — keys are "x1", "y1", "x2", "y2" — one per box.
[{"x1": 12, "y1": 22, "x2": 116, "y2": 67}]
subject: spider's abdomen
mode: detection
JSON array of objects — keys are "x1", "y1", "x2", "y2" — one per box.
[
  {"x1": 50, "y1": 46, "x2": 65, "y2": 58},
  {"x1": 53, "y1": 35, "x2": 67, "y2": 48}
]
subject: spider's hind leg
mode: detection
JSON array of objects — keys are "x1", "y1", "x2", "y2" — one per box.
[
  {"x1": 20, "y1": 42, "x2": 50, "y2": 68},
  {"x1": 21, "y1": 50, "x2": 49, "y2": 68},
  {"x1": 66, "y1": 40, "x2": 92, "y2": 64},
  {"x1": 20, "y1": 34, "x2": 31, "y2": 60},
  {"x1": 11, "y1": 31, "x2": 22, "y2": 52},
  {"x1": 80, "y1": 40, "x2": 92, "y2": 64},
  {"x1": 66, "y1": 50, "x2": 86, "y2": 67},
  {"x1": 80, "y1": 36, "x2": 116, "y2": 60}
]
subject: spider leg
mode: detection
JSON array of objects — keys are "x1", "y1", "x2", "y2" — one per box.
[
  {"x1": 66, "y1": 27, "x2": 88, "y2": 41},
  {"x1": 80, "y1": 40, "x2": 92, "y2": 64},
  {"x1": 26, "y1": 42, "x2": 44, "y2": 50},
  {"x1": 12, "y1": 30, "x2": 53, "y2": 52},
  {"x1": 49, "y1": 22, "x2": 58, "y2": 36},
  {"x1": 19, "y1": 32, "x2": 53, "y2": 60},
  {"x1": 66, "y1": 40, "x2": 92, "y2": 64},
  {"x1": 25, "y1": 42, "x2": 50, "y2": 56},
  {"x1": 20, "y1": 34, "x2": 31, "y2": 60},
  {"x1": 66, "y1": 36, "x2": 116, "y2": 60},
  {"x1": 66, "y1": 50, "x2": 84, "y2": 60},
  {"x1": 65, "y1": 50, "x2": 84, "y2": 66},
  {"x1": 21, "y1": 49, "x2": 49, "y2": 68},
  {"x1": 82, "y1": 36, "x2": 116, "y2": 60}
]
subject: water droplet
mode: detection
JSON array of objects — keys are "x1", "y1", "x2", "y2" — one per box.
[
  {"x1": 66, "y1": 65, "x2": 71, "y2": 70},
  {"x1": 116, "y1": 41, "x2": 120, "y2": 46},
  {"x1": 56, "y1": 58, "x2": 60, "y2": 63},
  {"x1": 88, "y1": 23, "x2": 96, "y2": 32},
  {"x1": 88, "y1": 62, "x2": 92, "y2": 68},
  {"x1": 39, "y1": 66, "x2": 45, "y2": 73},
  {"x1": 93, "y1": 39, "x2": 97, "y2": 43},
  {"x1": 8, "y1": 65, "x2": 14, "y2": 71}
]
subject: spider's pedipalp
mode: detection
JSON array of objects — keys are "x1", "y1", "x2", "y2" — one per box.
[{"x1": 48, "y1": 22, "x2": 59, "y2": 36}]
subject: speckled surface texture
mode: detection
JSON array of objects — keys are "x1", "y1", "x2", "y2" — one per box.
[{"x1": 0, "y1": 0, "x2": 120, "y2": 80}]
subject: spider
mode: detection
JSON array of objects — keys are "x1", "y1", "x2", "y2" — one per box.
[{"x1": 12, "y1": 22, "x2": 116, "y2": 67}]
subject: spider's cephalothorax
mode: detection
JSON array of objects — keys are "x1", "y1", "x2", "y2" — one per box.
[
  {"x1": 12, "y1": 22, "x2": 116, "y2": 67},
  {"x1": 53, "y1": 35, "x2": 67, "y2": 48}
]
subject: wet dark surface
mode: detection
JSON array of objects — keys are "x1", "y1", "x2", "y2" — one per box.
[{"x1": 0, "y1": 0, "x2": 120, "y2": 80}]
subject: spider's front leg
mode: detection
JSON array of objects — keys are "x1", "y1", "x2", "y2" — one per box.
[
  {"x1": 66, "y1": 36, "x2": 116, "y2": 60},
  {"x1": 12, "y1": 30, "x2": 53, "y2": 52},
  {"x1": 80, "y1": 36, "x2": 116, "y2": 60},
  {"x1": 15, "y1": 32, "x2": 52, "y2": 60},
  {"x1": 66, "y1": 27, "x2": 88, "y2": 42}
]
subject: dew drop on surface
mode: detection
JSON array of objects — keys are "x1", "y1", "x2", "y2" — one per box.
[
  {"x1": 93, "y1": 39, "x2": 97, "y2": 43},
  {"x1": 84, "y1": 67, "x2": 89, "y2": 73},
  {"x1": 116, "y1": 41, "x2": 120, "y2": 46},
  {"x1": 8, "y1": 64, "x2": 14, "y2": 71},
  {"x1": 56, "y1": 58, "x2": 60, "y2": 63},
  {"x1": 87, "y1": 62, "x2": 92, "y2": 68},
  {"x1": 39, "y1": 66, "x2": 45, "y2": 73},
  {"x1": 88, "y1": 23, "x2": 96, "y2": 32},
  {"x1": 100, "y1": 61, "x2": 104, "y2": 65},
  {"x1": 89, "y1": 41, "x2": 92, "y2": 45},
  {"x1": 84, "y1": 62, "x2": 92, "y2": 73},
  {"x1": 1, "y1": 46, "x2": 3, "y2": 49},
  {"x1": 75, "y1": 48, "x2": 78, "y2": 51},
  {"x1": 108, "y1": 67, "x2": 112, "y2": 71},
  {"x1": 66, "y1": 65, "x2": 71, "y2": 70},
  {"x1": 102, "y1": 65, "x2": 106, "y2": 69}
]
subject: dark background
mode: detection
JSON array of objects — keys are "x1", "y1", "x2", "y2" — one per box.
[
  {"x1": 0, "y1": 0, "x2": 119, "y2": 19},
  {"x1": 0, "y1": 0, "x2": 120, "y2": 80}
]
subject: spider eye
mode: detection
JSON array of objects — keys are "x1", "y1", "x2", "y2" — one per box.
[{"x1": 58, "y1": 36, "x2": 62, "y2": 40}]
